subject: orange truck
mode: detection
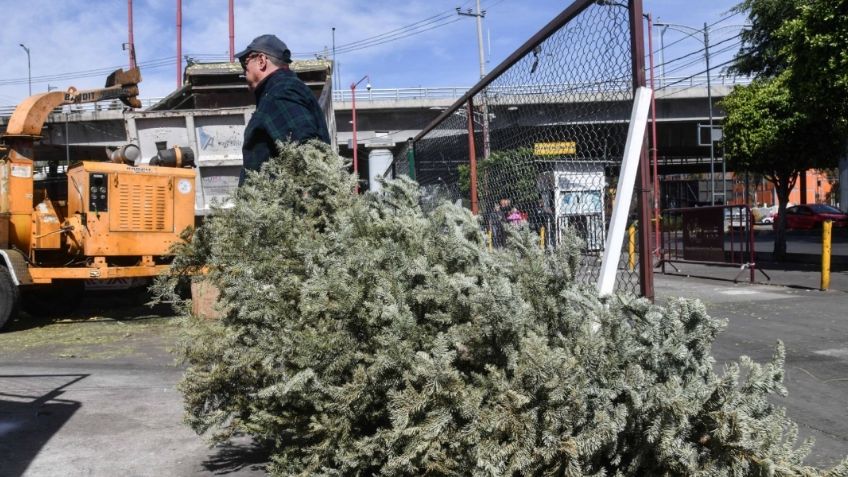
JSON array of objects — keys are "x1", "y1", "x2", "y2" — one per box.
[{"x1": 0, "y1": 69, "x2": 196, "y2": 329}]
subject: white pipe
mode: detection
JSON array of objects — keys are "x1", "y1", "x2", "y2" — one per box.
[{"x1": 597, "y1": 87, "x2": 653, "y2": 297}]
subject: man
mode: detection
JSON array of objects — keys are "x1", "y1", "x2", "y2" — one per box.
[{"x1": 236, "y1": 34, "x2": 331, "y2": 185}]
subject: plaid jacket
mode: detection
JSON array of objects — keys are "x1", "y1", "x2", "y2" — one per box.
[{"x1": 239, "y1": 68, "x2": 331, "y2": 184}]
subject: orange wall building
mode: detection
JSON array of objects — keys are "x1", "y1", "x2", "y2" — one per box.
[{"x1": 729, "y1": 170, "x2": 837, "y2": 207}]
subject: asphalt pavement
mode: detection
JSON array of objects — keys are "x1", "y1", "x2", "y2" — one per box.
[
  {"x1": 1, "y1": 271, "x2": 846, "y2": 475},
  {"x1": 659, "y1": 225, "x2": 848, "y2": 291},
  {"x1": 0, "y1": 291, "x2": 268, "y2": 477},
  {"x1": 655, "y1": 274, "x2": 848, "y2": 468}
]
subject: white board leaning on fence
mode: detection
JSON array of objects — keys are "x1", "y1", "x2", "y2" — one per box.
[{"x1": 596, "y1": 87, "x2": 653, "y2": 297}]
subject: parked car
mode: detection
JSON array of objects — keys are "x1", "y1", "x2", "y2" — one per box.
[
  {"x1": 752, "y1": 206, "x2": 777, "y2": 224},
  {"x1": 723, "y1": 207, "x2": 749, "y2": 232},
  {"x1": 772, "y1": 204, "x2": 848, "y2": 230}
]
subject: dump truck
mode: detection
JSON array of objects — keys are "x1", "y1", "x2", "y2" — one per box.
[{"x1": 0, "y1": 68, "x2": 196, "y2": 329}]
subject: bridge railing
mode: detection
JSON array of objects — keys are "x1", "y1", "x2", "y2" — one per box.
[
  {"x1": 0, "y1": 72, "x2": 754, "y2": 117},
  {"x1": 333, "y1": 86, "x2": 469, "y2": 103},
  {"x1": 0, "y1": 98, "x2": 165, "y2": 118},
  {"x1": 330, "y1": 73, "x2": 752, "y2": 104}
]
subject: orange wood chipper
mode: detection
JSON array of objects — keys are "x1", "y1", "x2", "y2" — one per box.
[{"x1": 0, "y1": 68, "x2": 196, "y2": 329}]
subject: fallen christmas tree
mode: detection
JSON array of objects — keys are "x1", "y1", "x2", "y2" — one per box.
[{"x1": 155, "y1": 141, "x2": 847, "y2": 476}]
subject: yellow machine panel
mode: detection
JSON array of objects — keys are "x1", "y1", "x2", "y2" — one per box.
[
  {"x1": 110, "y1": 172, "x2": 175, "y2": 232},
  {"x1": 32, "y1": 200, "x2": 62, "y2": 249},
  {"x1": 66, "y1": 161, "x2": 195, "y2": 257},
  {"x1": 2, "y1": 150, "x2": 35, "y2": 252}
]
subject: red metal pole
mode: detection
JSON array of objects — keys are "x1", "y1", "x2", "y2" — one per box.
[
  {"x1": 646, "y1": 13, "x2": 661, "y2": 257},
  {"x1": 177, "y1": 0, "x2": 182, "y2": 88},
  {"x1": 748, "y1": 206, "x2": 756, "y2": 282},
  {"x1": 351, "y1": 83, "x2": 359, "y2": 194},
  {"x1": 466, "y1": 99, "x2": 479, "y2": 215},
  {"x1": 630, "y1": 0, "x2": 654, "y2": 300},
  {"x1": 128, "y1": 0, "x2": 136, "y2": 69},
  {"x1": 229, "y1": 0, "x2": 235, "y2": 63}
]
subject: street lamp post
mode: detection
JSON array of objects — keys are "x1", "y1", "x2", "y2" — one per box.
[
  {"x1": 19, "y1": 43, "x2": 31, "y2": 96},
  {"x1": 350, "y1": 75, "x2": 371, "y2": 193},
  {"x1": 703, "y1": 22, "x2": 720, "y2": 205},
  {"x1": 658, "y1": 25, "x2": 668, "y2": 88},
  {"x1": 645, "y1": 13, "x2": 662, "y2": 256},
  {"x1": 653, "y1": 22, "x2": 718, "y2": 204}
]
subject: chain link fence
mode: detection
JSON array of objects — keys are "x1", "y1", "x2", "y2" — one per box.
[{"x1": 394, "y1": 0, "x2": 652, "y2": 297}]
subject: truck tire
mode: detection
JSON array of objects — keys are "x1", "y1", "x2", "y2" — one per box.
[
  {"x1": 21, "y1": 280, "x2": 85, "y2": 317},
  {"x1": 0, "y1": 267, "x2": 20, "y2": 331}
]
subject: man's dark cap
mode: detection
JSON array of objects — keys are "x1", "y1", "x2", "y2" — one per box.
[{"x1": 235, "y1": 34, "x2": 292, "y2": 63}]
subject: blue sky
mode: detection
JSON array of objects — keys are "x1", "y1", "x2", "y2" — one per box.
[{"x1": 0, "y1": 0, "x2": 745, "y2": 106}]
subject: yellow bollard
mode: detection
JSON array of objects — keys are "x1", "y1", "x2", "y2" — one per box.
[
  {"x1": 487, "y1": 228, "x2": 493, "y2": 251},
  {"x1": 539, "y1": 226, "x2": 545, "y2": 250},
  {"x1": 628, "y1": 223, "x2": 636, "y2": 271},
  {"x1": 821, "y1": 220, "x2": 832, "y2": 290}
]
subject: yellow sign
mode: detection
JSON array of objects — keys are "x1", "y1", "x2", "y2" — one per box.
[{"x1": 534, "y1": 141, "x2": 576, "y2": 156}]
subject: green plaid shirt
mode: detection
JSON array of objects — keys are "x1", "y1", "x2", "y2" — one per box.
[{"x1": 240, "y1": 68, "x2": 330, "y2": 184}]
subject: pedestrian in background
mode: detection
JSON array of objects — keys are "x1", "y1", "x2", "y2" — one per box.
[{"x1": 237, "y1": 34, "x2": 331, "y2": 185}]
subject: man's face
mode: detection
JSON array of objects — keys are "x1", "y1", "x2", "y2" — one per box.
[{"x1": 241, "y1": 52, "x2": 266, "y2": 91}]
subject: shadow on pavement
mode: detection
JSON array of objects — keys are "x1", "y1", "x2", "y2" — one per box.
[
  {"x1": 4, "y1": 285, "x2": 178, "y2": 333},
  {"x1": 203, "y1": 438, "x2": 270, "y2": 475},
  {"x1": 0, "y1": 374, "x2": 87, "y2": 477}
]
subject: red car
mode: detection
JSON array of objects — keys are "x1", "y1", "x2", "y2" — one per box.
[{"x1": 772, "y1": 204, "x2": 848, "y2": 230}]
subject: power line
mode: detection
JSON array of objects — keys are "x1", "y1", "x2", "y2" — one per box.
[
  {"x1": 299, "y1": 0, "x2": 504, "y2": 58},
  {"x1": 653, "y1": 32, "x2": 742, "y2": 71},
  {"x1": 301, "y1": 11, "x2": 457, "y2": 56},
  {"x1": 0, "y1": 1, "x2": 507, "y2": 89},
  {"x1": 650, "y1": 10, "x2": 743, "y2": 57},
  {"x1": 330, "y1": 18, "x2": 465, "y2": 56},
  {"x1": 181, "y1": 13, "x2": 462, "y2": 62},
  {"x1": 655, "y1": 56, "x2": 744, "y2": 92},
  {"x1": 660, "y1": 40, "x2": 741, "y2": 77},
  {"x1": 0, "y1": 57, "x2": 176, "y2": 86}
]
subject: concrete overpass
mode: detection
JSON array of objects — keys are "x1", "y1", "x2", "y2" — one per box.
[
  {"x1": 332, "y1": 79, "x2": 740, "y2": 170},
  {"x1": 0, "y1": 77, "x2": 745, "y2": 205}
]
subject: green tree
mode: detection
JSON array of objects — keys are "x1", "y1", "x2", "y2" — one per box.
[
  {"x1": 782, "y1": 0, "x2": 848, "y2": 129},
  {"x1": 727, "y1": 0, "x2": 848, "y2": 254},
  {"x1": 722, "y1": 73, "x2": 841, "y2": 256},
  {"x1": 458, "y1": 148, "x2": 541, "y2": 212},
  {"x1": 730, "y1": 0, "x2": 801, "y2": 78},
  {"x1": 732, "y1": 0, "x2": 848, "y2": 153},
  {"x1": 156, "y1": 142, "x2": 847, "y2": 475}
]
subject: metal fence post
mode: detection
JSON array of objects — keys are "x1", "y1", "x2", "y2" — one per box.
[
  {"x1": 466, "y1": 98, "x2": 479, "y2": 215},
  {"x1": 407, "y1": 137, "x2": 416, "y2": 180},
  {"x1": 630, "y1": 0, "x2": 654, "y2": 300}
]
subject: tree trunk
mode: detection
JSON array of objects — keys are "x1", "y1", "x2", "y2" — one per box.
[{"x1": 772, "y1": 174, "x2": 795, "y2": 259}]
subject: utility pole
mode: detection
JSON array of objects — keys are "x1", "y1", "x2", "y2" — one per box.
[
  {"x1": 457, "y1": 0, "x2": 486, "y2": 79},
  {"x1": 177, "y1": 0, "x2": 182, "y2": 88},
  {"x1": 658, "y1": 25, "x2": 667, "y2": 88},
  {"x1": 703, "y1": 22, "x2": 718, "y2": 204},
  {"x1": 228, "y1": 0, "x2": 235, "y2": 63},
  {"x1": 127, "y1": 0, "x2": 137, "y2": 69},
  {"x1": 457, "y1": 1, "x2": 490, "y2": 158}
]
